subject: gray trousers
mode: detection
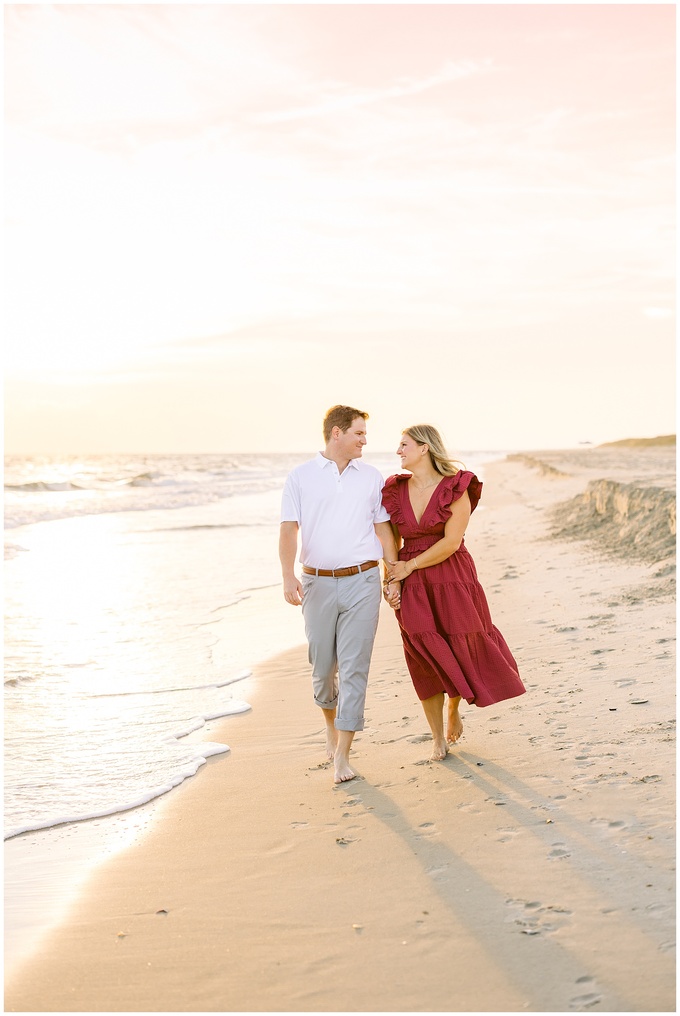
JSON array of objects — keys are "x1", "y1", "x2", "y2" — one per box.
[{"x1": 301, "y1": 568, "x2": 381, "y2": 731}]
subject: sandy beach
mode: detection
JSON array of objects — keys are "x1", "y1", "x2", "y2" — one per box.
[{"x1": 5, "y1": 447, "x2": 675, "y2": 1013}]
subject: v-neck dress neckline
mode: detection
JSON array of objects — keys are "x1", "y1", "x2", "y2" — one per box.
[{"x1": 405, "y1": 476, "x2": 446, "y2": 527}]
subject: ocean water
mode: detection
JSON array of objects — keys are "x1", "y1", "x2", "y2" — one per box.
[{"x1": 5, "y1": 450, "x2": 502, "y2": 842}]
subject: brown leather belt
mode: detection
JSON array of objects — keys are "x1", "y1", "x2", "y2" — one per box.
[{"x1": 302, "y1": 560, "x2": 379, "y2": 578}]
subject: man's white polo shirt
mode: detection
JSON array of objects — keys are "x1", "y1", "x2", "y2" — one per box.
[{"x1": 280, "y1": 452, "x2": 390, "y2": 570}]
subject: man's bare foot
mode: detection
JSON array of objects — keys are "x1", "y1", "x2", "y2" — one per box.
[
  {"x1": 446, "y1": 699, "x2": 463, "y2": 743},
  {"x1": 430, "y1": 736, "x2": 449, "y2": 761},
  {"x1": 325, "y1": 727, "x2": 338, "y2": 760},
  {"x1": 333, "y1": 755, "x2": 356, "y2": 783}
]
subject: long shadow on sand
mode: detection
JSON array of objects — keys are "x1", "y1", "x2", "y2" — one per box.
[{"x1": 334, "y1": 747, "x2": 673, "y2": 1013}]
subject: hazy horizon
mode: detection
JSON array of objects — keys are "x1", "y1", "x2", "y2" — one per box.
[{"x1": 6, "y1": 434, "x2": 676, "y2": 461}]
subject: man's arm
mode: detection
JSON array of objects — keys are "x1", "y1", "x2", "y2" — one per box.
[
  {"x1": 374, "y1": 520, "x2": 401, "y2": 608},
  {"x1": 279, "y1": 521, "x2": 304, "y2": 606}
]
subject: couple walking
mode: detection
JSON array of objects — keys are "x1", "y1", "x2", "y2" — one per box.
[{"x1": 279, "y1": 404, "x2": 525, "y2": 784}]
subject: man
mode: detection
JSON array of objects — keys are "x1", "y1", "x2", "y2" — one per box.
[{"x1": 279, "y1": 405, "x2": 400, "y2": 784}]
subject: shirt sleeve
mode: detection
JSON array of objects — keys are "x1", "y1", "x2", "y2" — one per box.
[
  {"x1": 373, "y1": 475, "x2": 391, "y2": 524},
  {"x1": 280, "y1": 472, "x2": 301, "y2": 523}
]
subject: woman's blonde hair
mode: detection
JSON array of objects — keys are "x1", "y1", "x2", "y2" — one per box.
[{"x1": 404, "y1": 424, "x2": 464, "y2": 476}]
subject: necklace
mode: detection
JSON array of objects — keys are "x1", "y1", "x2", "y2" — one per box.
[{"x1": 410, "y1": 478, "x2": 439, "y2": 491}]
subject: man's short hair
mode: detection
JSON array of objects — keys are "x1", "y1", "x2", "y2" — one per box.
[{"x1": 323, "y1": 405, "x2": 369, "y2": 443}]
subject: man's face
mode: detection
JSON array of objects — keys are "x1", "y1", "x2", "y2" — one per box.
[{"x1": 336, "y1": 417, "x2": 367, "y2": 459}]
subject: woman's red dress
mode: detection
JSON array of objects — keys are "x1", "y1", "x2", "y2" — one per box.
[{"x1": 381, "y1": 471, "x2": 525, "y2": 706}]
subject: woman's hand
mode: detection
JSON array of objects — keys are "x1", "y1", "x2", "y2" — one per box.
[
  {"x1": 387, "y1": 559, "x2": 415, "y2": 582},
  {"x1": 383, "y1": 579, "x2": 401, "y2": 609}
]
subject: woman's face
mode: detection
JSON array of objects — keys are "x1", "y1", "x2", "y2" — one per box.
[{"x1": 397, "y1": 433, "x2": 426, "y2": 471}]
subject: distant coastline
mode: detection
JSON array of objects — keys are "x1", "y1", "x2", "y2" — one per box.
[{"x1": 598, "y1": 434, "x2": 675, "y2": 448}]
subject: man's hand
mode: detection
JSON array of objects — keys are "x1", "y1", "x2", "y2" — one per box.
[
  {"x1": 283, "y1": 575, "x2": 304, "y2": 606},
  {"x1": 383, "y1": 579, "x2": 401, "y2": 609},
  {"x1": 279, "y1": 522, "x2": 302, "y2": 606}
]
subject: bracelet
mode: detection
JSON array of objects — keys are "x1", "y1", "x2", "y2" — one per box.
[{"x1": 411, "y1": 557, "x2": 420, "y2": 571}]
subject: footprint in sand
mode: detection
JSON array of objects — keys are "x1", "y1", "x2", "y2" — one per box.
[
  {"x1": 645, "y1": 901, "x2": 672, "y2": 918},
  {"x1": 496, "y1": 826, "x2": 521, "y2": 842},
  {"x1": 568, "y1": 992, "x2": 602, "y2": 1010},
  {"x1": 549, "y1": 844, "x2": 571, "y2": 859},
  {"x1": 416, "y1": 822, "x2": 438, "y2": 838},
  {"x1": 589, "y1": 818, "x2": 616, "y2": 831},
  {"x1": 505, "y1": 898, "x2": 573, "y2": 937},
  {"x1": 426, "y1": 864, "x2": 450, "y2": 882}
]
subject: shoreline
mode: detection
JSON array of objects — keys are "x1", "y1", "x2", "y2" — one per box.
[
  {"x1": 4, "y1": 576, "x2": 306, "y2": 979},
  {"x1": 6, "y1": 450, "x2": 675, "y2": 1012}
]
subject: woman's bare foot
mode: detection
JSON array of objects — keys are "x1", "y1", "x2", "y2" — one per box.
[
  {"x1": 333, "y1": 729, "x2": 356, "y2": 783},
  {"x1": 446, "y1": 697, "x2": 463, "y2": 743},
  {"x1": 333, "y1": 755, "x2": 356, "y2": 783},
  {"x1": 430, "y1": 736, "x2": 449, "y2": 761}
]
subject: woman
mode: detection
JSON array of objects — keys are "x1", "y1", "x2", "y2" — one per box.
[{"x1": 382, "y1": 425, "x2": 525, "y2": 761}]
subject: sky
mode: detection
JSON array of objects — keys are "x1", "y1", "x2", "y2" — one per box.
[{"x1": 4, "y1": 2, "x2": 676, "y2": 455}]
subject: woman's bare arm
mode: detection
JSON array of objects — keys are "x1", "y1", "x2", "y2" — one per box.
[{"x1": 387, "y1": 491, "x2": 471, "y2": 581}]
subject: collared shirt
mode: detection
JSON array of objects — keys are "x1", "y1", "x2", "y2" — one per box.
[{"x1": 280, "y1": 452, "x2": 390, "y2": 570}]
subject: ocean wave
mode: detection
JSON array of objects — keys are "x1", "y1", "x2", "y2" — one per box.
[
  {"x1": 3, "y1": 452, "x2": 301, "y2": 530},
  {"x1": 5, "y1": 480, "x2": 89, "y2": 492},
  {"x1": 4, "y1": 694, "x2": 252, "y2": 841},
  {"x1": 5, "y1": 471, "x2": 159, "y2": 493},
  {"x1": 4, "y1": 740, "x2": 232, "y2": 840},
  {"x1": 144, "y1": 522, "x2": 270, "y2": 533},
  {"x1": 89, "y1": 669, "x2": 252, "y2": 698}
]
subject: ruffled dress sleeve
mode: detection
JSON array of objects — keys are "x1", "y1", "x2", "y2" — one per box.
[
  {"x1": 431, "y1": 471, "x2": 483, "y2": 523},
  {"x1": 381, "y1": 474, "x2": 407, "y2": 524}
]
